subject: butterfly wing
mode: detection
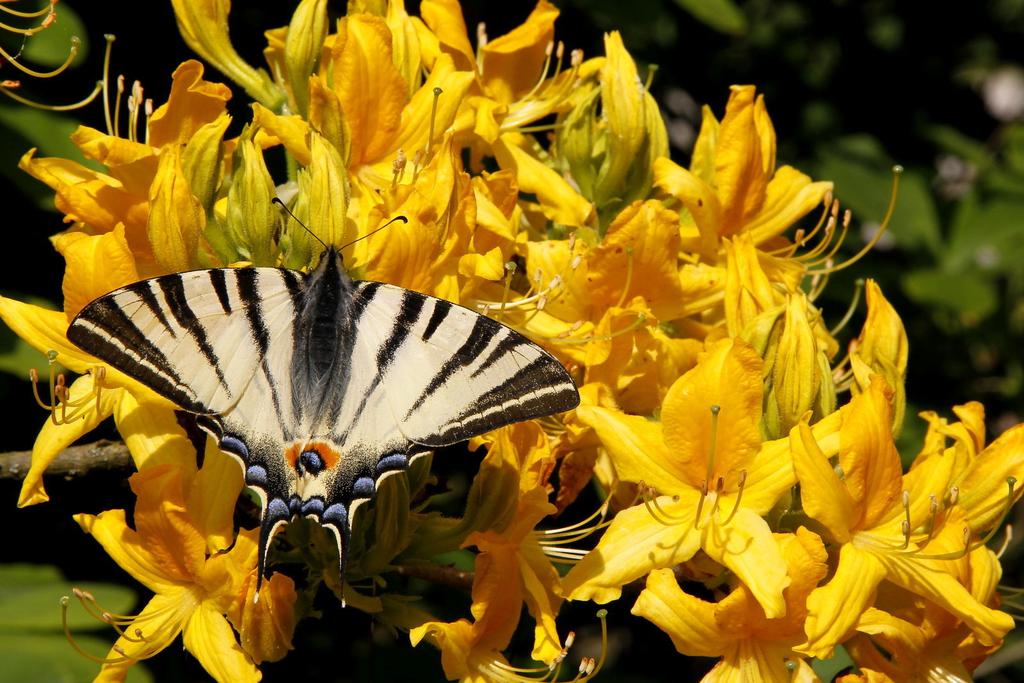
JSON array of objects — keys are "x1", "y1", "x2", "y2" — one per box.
[
  {"x1": 68, "y1": 267, "x2": 307, "y2": 571},
  {"x1": 353, "y1": 283, "x2": 580, "y2": 446}
]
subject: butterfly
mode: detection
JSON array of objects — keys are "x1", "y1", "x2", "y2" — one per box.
[{"x1": 67, "y1": 246, "x2": 580, "y2": 586}]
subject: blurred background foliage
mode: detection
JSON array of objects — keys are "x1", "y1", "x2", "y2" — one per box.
[{"x1": 2, "y1": 0, "x2": 1024, "y2": 680}]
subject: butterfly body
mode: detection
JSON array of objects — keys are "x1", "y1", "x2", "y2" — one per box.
[{"x1": 68, "y1": 248, "x2": 579, "y2": 583}]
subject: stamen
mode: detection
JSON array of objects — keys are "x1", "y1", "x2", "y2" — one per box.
[
  {"x1": 693, "y1": 479, "x2": 709, "y2": 530},
  {"x1": 410, "y1": 149, "x2": 423, "y2": 183},
  {"x1": 520, "y1": 41, "x2": 556, "y2": 103},
  {"x1": 391, "y1": 148, "x2": 407, "y2": 189},
  {"x1": 828, "y1": 278, "x2": 865, "y2": 336},
  {"x1": 0, "y1": 79, "x2": 103, "y2": 111},
  {"x1": 614, "y1": 245, "x2": 634, "y2": 308},
  {"x1": 721, "y1": 470, "x2": 747, "y2": 524},
  {"x1": 494, "y1": 261, "x2": 517, "y2": 321},
  {"x1": 426, "y1": 87, "x2": 443, "y2": 158},
  {"x1": 476, "y1": 22, "x2": 488, "y2": 52},
  {"x1": 0, "y1": 35, "x2": 79, "y2": 78},
  {"x1": 997, "y1": 525, "x2": 1014, "y2": 559},
  {"x1": 900, "y1": 519, "x2": 911, "y2": 550},
  {"x1": 113, "y1": 75, "x2": 125, "y2": 138},
  {"x1": 0, "y1": 1, "x2": 56, "y2": 19},
  {"x1": 705, "y1": 405, "x2": 721, "y2": 483},
  {"x1": 143, "y1": 98, "x2": 153, "y2": 145},
  {"x1": 808, "y1": 167, "x2": 902, "y2": 275},
  {"x1": 102, "y1": 35, "x2": 116, "y2": 136}
]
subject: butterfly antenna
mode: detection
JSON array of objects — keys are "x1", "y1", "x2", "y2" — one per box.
[
  {"x1": 339, "y1": 214, "x2": 409, "y2": 251},
  {"x1": 272, "y1": 197, "x2": 329, "y2": 251}
]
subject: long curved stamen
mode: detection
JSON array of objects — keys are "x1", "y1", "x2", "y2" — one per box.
[
  {"x1": 828, "y1": 278, "x2": 865, "y2": 336},
  {"x1": 721, "y1": 470, "x2": 748, "y2": 525},
  {"x1": 0, "y1": 1, "x2": 55, "y2": 19},
  {"x1": 0, "y1": 78, "x2": 103, "y2": 110},
  {"x1": 493, "y1": 261, "x2": 518, "y2": 321},
  {"x1": 519, "y1": 40, "x2": 555, "y2": 103},
  {"x1": 693, "y1": 479, "x2": 709, "y2": 530},
  {"x1": 808, "y1": 166, "x2": 902, "y2": 276},
  {"x1": 806, "y1": 209, "x2": 852, "y2": 268},
  {"x1": 0, "y1": 34, "x2": 79, "y2": 78},
  {"x1": 101, "y1": 34, "x2": 116, "y2": 135}
]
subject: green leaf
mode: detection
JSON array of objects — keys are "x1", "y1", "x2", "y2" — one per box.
[
  {"x1": 0, "y1": 564, "x2": 137, "y2": 633},
  {"x1": 944, "y1": 197, "x2": 1024, "y2": 274},
  {"x1": 20, "y1": 2, "x2": 88, "y2": 68},
  {"x1": 0, "y1": 103, "x2": 97, "y2": 211},
  {"x1": 901, "y1": 268, "x2": 998, "y2": 320},
  {"x1": 671, "y1": 0, "x2": 747, "y2": 34}
]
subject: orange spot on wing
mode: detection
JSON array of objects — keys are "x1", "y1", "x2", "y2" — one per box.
[{"x1": 284, "y1": 441, "x2": 342, "y2": 470}]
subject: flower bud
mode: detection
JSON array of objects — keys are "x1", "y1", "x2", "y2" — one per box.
[
  {"x1": 182, "y1": 113, "x2": 231, "y2": 213},
  {"x1": 284, "y1": 0, "x2": 329, "y2": 116},
  {"x1": 226, "y1": 135, "x2": 280, "y2": 265},
  {"x1": 557, "y1": 32, "x2": 667, "y2": 227},
  {"x1": 283, "y1": 130, "x2": 353, "y2": 269},
  {"x1": 850, "y1": 279, "x2": 908, "y2": 434}
]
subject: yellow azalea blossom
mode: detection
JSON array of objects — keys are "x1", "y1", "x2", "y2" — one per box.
[
  {"x1": 655, "y1": 85, "x2": 832, "y2": 258},
  {"x1": 74, "y1": 457, "x2": 296, "y2": 682},
  {"x1": 843, "y1": 509, "x2": 1007, "y2": 681},
  {"x1": 20, "y1": 60, "x2": 231, "y2": 274},
  {"x1": 632, "y1": 528, "x2": 827, "y2": 682},
  {"x1": 0, "y1": 293, "x2": 186, "y2": 506},
  {"x1": 412, "y1": 422, "x2": 566, "y2": 676},
  {"x1": 417, "y1": 0, "x2": 595, "y2": 227},
  {"x1": 563, "y1": 338, "x2": 831, "y2": 618},
  {"x1": 790, "y1": 378, "x2": 1015, "y2": 659},
  {"x1": 252, "y1": 14, "x2": 474, "y2": 193}
]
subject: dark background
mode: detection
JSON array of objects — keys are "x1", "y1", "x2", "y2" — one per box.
[{"x1": 3, "y1": 0, "x2": 1024, "y2": 680}]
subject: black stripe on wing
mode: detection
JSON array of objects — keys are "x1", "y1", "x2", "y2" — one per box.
[
  {"x1": 422, "y1": 353, "x2": 580, "y2": 444},
  {"x1": 404, "y1": 315, "x2": 502, "y2": 419},
  {"x1": 68, "y1": 299, "x2": 200, "y2": 411},
  {"x1": 158, "y1": 274, "x2": 231, "y2": 395}
]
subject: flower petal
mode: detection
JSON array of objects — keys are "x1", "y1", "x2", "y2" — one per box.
[
  {"x1": 75, "y1": 509, "x2": 185, "y2": 592},
  {"x1": 702, "y1": 509, "x2": 790, "y2": 619},
  {"x1": 492, "y1": 133, "x2": 594, "y2": 227},
  {"x1": 661, "y1": 338, "x2": 764, "y2": 488},
  {"x1": 840, "y1": 378, "x2": 903, "y2": 530},
  {"x1": 52, "y1": 224, "x2": 139, "y2": 320},
  {"x1": 182, "y1": 602, "x2": 260, "y2": 683},
  {"x1": 571, "y1": 404, "x2": 684, "y2": 494},
  {"x1": 800, "y1": 543, "x2": 886, "y2": 659},
  {"x1": 632, "y1": 568, "x2": 730, "y2": 657},
  {"x1": 479, "y1": 0, "x2": 558, "y2": 104},
  {"x1": 148, "y1": 61, "x2": 233, "y2": 148},
  {"x1": 790, "y1": 421, "x2": 855, "y2": 542},
  {"x1": 94, "y1": 590, "x2": 194, "y2": 683},
  {"x1": 562, "y1": 495, "x2": 701, "y2": 603},
  {"x1": 18, "y1": 376, "x2": 120, "y2": 507}
]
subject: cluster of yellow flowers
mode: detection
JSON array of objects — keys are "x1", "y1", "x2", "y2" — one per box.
[{"x1": 5, "y1": 0, "x2": 1024, "y2": 681}]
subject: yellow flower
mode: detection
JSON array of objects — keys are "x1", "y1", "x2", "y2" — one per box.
[
  {"x1": 412, "y1": 422, "x2": 567, "y2": 676},
  {"x1": 844, "y1": 512, "x2": 1008, "y2": 681},
  {"x1": 654, "y1": 85, "x2": 832, "y2": 258},
  {"x1": 20, "y1": 61, "x2": 231, "y2": 274},
  {"x1": 563, "y1": 338, "x2": 817, "y2": 618},
  {"x1": 418, "y1": 0, "x2": 595, "y2": 228},
  {"x1": 74, "y1": 455, "x2": 296, "y2": 682},
  {"x1": 790, "y1": 378, "x2": 1015, "y2": 658},
  {"x1": 632, "y1": 528, "x2": 828, "y2": 682}
]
